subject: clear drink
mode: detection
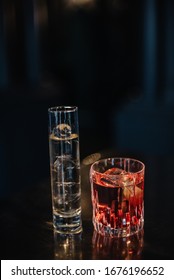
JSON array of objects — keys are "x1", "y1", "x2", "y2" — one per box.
[
  {"x1": 48, "y1": 106, "x2": 82, "y2": 234},
  {"x1": 90, "y1": 158, "x2": 145, "y2": 237}
]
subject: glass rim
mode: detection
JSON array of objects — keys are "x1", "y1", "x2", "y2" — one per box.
[
  {"x1": 48, "y1": 106, "x2": 78, "y2": 113},
  {"x1": 90, "y1": 157, "x2": 145, "y2": 175}
]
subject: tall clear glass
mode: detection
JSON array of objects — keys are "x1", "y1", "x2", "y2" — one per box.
[{"x1": 48, "y1": 106, "x2": 82, "y2": 234}]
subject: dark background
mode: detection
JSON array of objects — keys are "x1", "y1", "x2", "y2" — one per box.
[{"x1": 0, "y1": 0, "x2": 174, "y2": 200}]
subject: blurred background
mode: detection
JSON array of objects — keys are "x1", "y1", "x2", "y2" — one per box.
[{"x1": 0, "y1": 0, "x2": 174, "y2": 198}]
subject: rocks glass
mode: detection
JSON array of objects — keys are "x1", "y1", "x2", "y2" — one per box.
[{"x1": 90, "y1": 157, "x2": 145, "y2": 237}]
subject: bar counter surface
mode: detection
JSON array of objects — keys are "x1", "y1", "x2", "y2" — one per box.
[{"x1": 0, "y1": 150, "x2": 174, "y2": 260}]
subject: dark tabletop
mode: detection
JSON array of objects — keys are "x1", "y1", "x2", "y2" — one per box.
[{"x1": 1, "y1": 149, "x2": 174, "y2": 260}]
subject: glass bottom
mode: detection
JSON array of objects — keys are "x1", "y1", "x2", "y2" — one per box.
[
  {"x1": 92, "y1": 229, "x2": 144, "y2": 259},
  {"x1": 93, "y1": 218, "x2": 144, "y2": 238},
  {"x1": 53, "y1": 213, "x2": 82, "y2": 234}
]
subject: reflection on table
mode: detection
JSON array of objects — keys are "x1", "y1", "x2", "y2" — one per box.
[
  {"x1": 54, "y1": 231, "x2": 83, "y2": 260},
  {"x1": 92, "y1": 230, "x2": 144, "y2": 260},
  {"x1": 53, "y1": 227, "x2": 144, "y2": 260}
]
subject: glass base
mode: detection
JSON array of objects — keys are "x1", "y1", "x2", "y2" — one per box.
[
  {"x1": 93, "y1": 219, "x2": 144, "y2": 238},
  {"x1": 53, "y1": 213, "x2": 82, "y2": 234}
]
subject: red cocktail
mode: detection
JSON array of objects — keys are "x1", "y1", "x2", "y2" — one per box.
[{"x1": 90, "y1": 158, "x2": 145, "y2": 237}]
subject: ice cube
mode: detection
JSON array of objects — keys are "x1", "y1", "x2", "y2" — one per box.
[
  {"x1": 100, "y1": 177, "x2": 115, "y2": 187},
  {"x1": 53, "y1": 123, "x2": 71, "y2": 138},
  {"x1": 120, "y1": 173, "x2": 135, "y2": 197},
  {"x1": 123, "y1": 183, "x2": 143, "y2": 201},
  {"x1": 54, "y1": 155, "x2": 77, "y2": 182},
  {"x1": 105, "y1": 167, "x2": 125, "y2": 176},
  {"x1": 100, "y1": 167, "x2": 126, "y2": 187}
]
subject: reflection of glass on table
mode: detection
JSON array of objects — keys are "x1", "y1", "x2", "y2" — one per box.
[
  {"x1": 92, "y1": 229, "x2": 144, "y2": 260},
  {"x1": 54, "y1": 231, "x2": 83, "y2": 260}
]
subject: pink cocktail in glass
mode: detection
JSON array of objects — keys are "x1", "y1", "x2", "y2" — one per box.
[{"x1": 90, "y1": 158, "x2": 145, "y2": 237}]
